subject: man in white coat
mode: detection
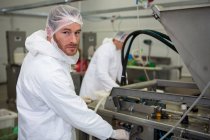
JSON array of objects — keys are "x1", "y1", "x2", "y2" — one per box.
[
  {"x1": 80, "y1": 31, "x2": 127, "y2": 100},
  {"x1": 16, "y1": 5, "x2": 129, "y2": 140}
]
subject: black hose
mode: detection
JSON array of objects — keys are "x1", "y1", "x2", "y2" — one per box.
[
  {"x1": 147, "y1": 30, "x2": 172, "y2": 41},
  {"x1": 120, "y1": 30, "x2": 178, "y2": 86}
]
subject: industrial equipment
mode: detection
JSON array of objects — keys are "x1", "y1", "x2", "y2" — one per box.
[
  {"x1": 6, "y1": 31, "x2": 26, "y2": 103},
  {"x1": 126, "y1": 56, "x2": 183, "y2": 83},
  {"x1": 87, "y1": 2, "x2": 210, "y2": 140},
  {"x1": 82, "y1": 32, "x2": 97, "y2": 60}
]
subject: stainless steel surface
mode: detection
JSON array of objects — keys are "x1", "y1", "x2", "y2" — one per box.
[
  {"x1": 156, "y1": 79, "x2": 198, "y2": 89},
  {"x1": 0, "y1": 84, "x2": 17, "y2": 112},
  {"x1": 82, "y1": 32, "x2": 96, "y2": 60},
  {"x1": 122, "y1": 79, "x2": 157, "y2": 89},
  {"x1": 110, "y1": 80, "x2": 210, "y2": 107},
  {"x1": 109, "y1": 88, "x2": 209, "y2": 107},
  {"x1": 97, "y1": 79, "x2": 210, "y2": 139},
  {"x1": 6, "y1": 31, "x2": 26, "y2": 64},
  {"x1": 163, "y1": 108, "x2": 210, "y2": 122},
  {"x1": 6, "y1": 65, "x2": 20, "y2": 101},
  {"x1": 152, "y1": 3, "x2": 210, "y2": 95},
  {"x1": 89, "y1": 102, "x2": 210, "y2": 139},
  {"x1": 127, "y1": 65, "x2": 182, "y2": 71},
  {"x1": 6, "y1": 31, "x2": 26, "y2": 102}
]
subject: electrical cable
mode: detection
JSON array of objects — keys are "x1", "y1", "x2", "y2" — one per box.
[
  {"x1": 89, "y1": 92, "x2": 109, "y2": 140},
  {"x1": 143, "y1": 68, "x2": 150, "y2": 81},
  {"x1": 111, "y1": 21, "x2": 116, "y2": 32},
  {"x1": 117, "y1": 16, "x2": 122, "y2": 31},
  {"x1": 94, "y1": 97, "x2": 107, "y2": 112},
  {"x1": 89, "y1": 97, "x2": 106, "y2": 140},
  {"x1": 120, "y1": 30, "x2": 178, "y2": 86},
  {"x1": 159, "y1": 81, "x2": 210, "y2": 140},
  {"x1": 159, "y1": 130, "x2": 170, "y2": 140}
]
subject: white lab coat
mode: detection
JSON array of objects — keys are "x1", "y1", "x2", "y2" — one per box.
[
  {"x1": 16, "y1": 30, "x2": 113, "y2": 140},
  {"x1": 80, "y1": 38, "x2": 122, "y2": 100}
]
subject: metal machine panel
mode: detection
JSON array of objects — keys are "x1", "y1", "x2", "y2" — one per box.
[
  {"x1": 6, "y1": 64, "x2": 20, "y2": 101},
  {"x1": 82, "y1": 32, "x2": 96, "y2": 60},
  {"x1": 6, "y1": 31, "x2": 26, "y2": 103},
  {"x1": 6, "y1": 31, "x2": 26, "y2": 64},
  {"x1": 152, "y1": 3, "x2": 210, "y2": 95},
  {"x1": 99, "y1": 80, "x2": 210, "y2": 139}
]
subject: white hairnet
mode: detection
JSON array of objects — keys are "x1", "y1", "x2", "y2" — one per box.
[
  {"x1": 46, "y1": 5, "x2": 83, "y2": 37},
  {"x1": 114, "y1": 31, "x2": 127, "y2": 42}
]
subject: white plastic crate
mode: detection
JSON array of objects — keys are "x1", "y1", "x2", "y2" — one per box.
[{"x1": 0, "y1": 109, "x2": 17, "y2": 129}]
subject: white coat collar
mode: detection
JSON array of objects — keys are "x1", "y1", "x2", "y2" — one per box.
[
  {"x1": 102, "y1": 38, "x2": 119, "y2": 51},
  {"x1": 25, "y1": 30, "x2": 79, "y2": 65}
]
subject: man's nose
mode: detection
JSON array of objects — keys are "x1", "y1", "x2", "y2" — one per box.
[{"x1": 70, "y1": 33, "x2": 77, "y2": 43}]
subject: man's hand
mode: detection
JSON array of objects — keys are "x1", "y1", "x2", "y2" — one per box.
[
  {"x1": 111, "y1": 129, "x2": 129, "y2": 140},
  {"x1": 82, "y1": 96, "x2": 93, "y2": 104}
]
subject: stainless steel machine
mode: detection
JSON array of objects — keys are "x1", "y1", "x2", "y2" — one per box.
[
  {"x1": 87, "y1": 2, "x2": 210, "y2": 140},
  {"x1": 82, "y1": 32, "x2": 97, "y2": 60},
  {"x1": 6, "y1": 31, "x2": 26, "y2": 103}
]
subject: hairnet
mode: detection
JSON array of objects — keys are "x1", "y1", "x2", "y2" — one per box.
[
  {"x1": 114, "y1": 31, "x2": 127, "y2": 42},
  {"x1": 46, "y1": 5, "x2": 83, "y2": 37}
]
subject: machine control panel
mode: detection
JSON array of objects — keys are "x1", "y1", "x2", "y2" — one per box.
[{"x1": 112, "y1": 119, "x2": 149, "y2": 140}]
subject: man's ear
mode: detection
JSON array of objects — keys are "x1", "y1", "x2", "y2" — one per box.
[
  {"x1": 47, "y1": 33, "x2": 55, "y2": 42},
  {"x1": 47, "y1": 36, "x2": 51, "y2": 42},
  {"x1": 46, "y1": 27, "x2": 53, "y2": 41}
]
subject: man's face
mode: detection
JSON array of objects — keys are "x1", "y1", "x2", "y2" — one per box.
[
  {"x1": 53, "y1": 23, "x2": 81, "y2": 56},
  {"x1": 115, "y1": 40, "x2": 124, "y2": 50}
]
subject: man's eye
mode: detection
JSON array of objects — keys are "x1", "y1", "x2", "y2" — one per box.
[
  {"x1": 63, "y1": 31, "x2": 70, "y2": 35},
  {"x1": 75, "y1": 31, "x2": 81, "y2": 36}
]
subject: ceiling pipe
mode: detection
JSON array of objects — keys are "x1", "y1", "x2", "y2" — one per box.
[
  {"x1": 0, "y1": 0, "x2": 83, "y2": 13},
  {"x1": 93, "y1": 15, "x2": 153, "y2": 20},
  {"x1": 0, "y1": 12, "x2": 48, "y2": 18},
  {"x1": 0, "y1": 11, "x2": 153, "y2": 20},
  {"x1": 0, "y1": 0, "x2": 205, "y2": 19}
]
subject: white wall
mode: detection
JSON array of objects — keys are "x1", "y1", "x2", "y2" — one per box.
[{"x1": 0, "y1": 0, "x2": 197, "y2": 82}]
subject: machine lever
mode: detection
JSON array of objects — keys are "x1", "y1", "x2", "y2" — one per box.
[{"x1": 113, "y1": 96, "x2": 122, "y2": 110}]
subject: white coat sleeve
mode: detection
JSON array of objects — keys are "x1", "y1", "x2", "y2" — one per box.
[
  {"x1": 40, "y1": 70, "x2": 113, "y2": 140},
  {"x1": 95, "y1": 50, "x2": 119, "y2": 92}
]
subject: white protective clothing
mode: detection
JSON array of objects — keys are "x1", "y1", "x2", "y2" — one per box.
[
  {"x1": 80, "y1": 38, "x2": 122, "y2": 100},
  {"x1": 114, "y1": 31, "x2": 127, "y2": 42},
  {"x1": 16, "y1": 30, "x2": 113, "y2": 140}
]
